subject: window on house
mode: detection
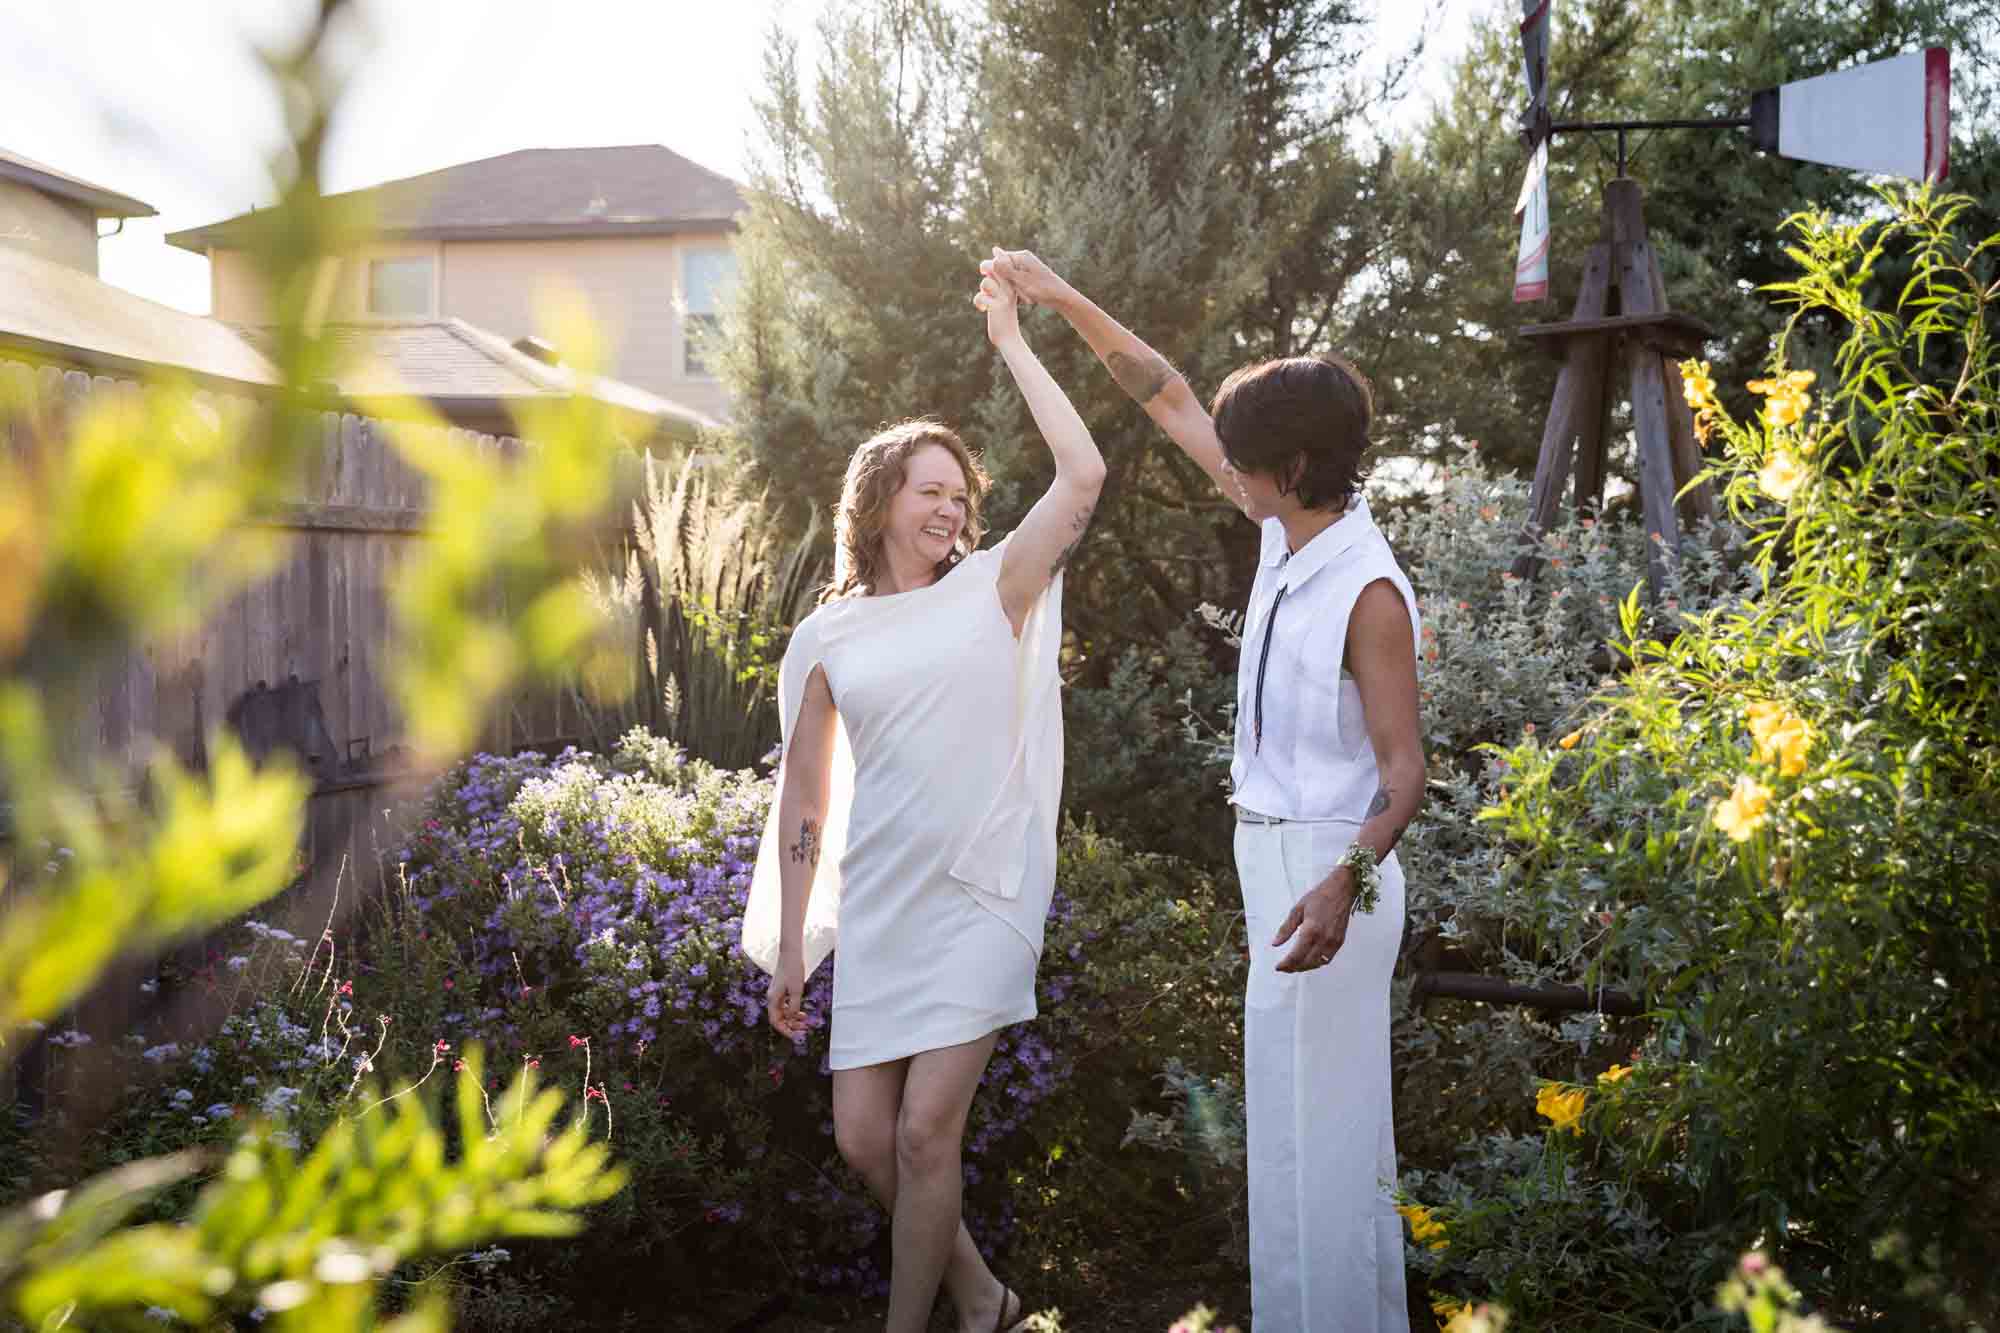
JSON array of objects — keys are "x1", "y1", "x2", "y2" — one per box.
[
  {"x1": 367, "y1": 257, "x2": 433, "y2": 317},
  {"x1": 682, "y1": 247, "x2": 736, "y2": 377}
]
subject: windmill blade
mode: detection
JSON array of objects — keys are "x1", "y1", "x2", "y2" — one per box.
[
  {"x1": 1519, "y1": 0, "x2": 1552, "y2": 145},
  {"x1": 1514, "y1": 0, "x2": 1553, "y2": 302},
  {"x1": 1749, "y1": 49, "x2": 1950, "y2": 182}
]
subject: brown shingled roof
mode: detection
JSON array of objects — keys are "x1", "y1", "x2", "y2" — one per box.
[
  {"x1": 232, "y1": 318, "x2": 716, "y2": 443},
  {"x1": 167, "y1": 145, "x2": 743, "y2": 252},
  {"x1": 0, "y1": 147, "x2": 157, "y2": 219},
  {"x1": 0, "y1": 243, "x2": 273, "y2": 385}
]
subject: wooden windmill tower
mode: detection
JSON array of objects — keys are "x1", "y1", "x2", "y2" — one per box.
[{"x1": 1506, "y1": 1, "x2": 1952, "y2": 593}]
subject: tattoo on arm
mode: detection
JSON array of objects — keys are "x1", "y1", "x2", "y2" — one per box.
[
  {"x1": 1050, "y1": 504, "x2": 1095, "y2": 578},
  {"x1": 1105, "y1": 349, "x2": 1173, "y2": 405},
  {"x1": 1367, "y1": 785, "x2": 1392, "y2": 819},
  {"x1": 789, "y1": 816, "x2": 821, "y2": 868}
]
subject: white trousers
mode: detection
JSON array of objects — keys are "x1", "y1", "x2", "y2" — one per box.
[{"x1": 1234, "y1": 817, "x2": 1409, "y2": 1333}]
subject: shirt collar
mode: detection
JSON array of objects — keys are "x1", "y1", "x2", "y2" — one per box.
[{"x1": 1261, "y1": 496, "x2": 1378, "y2": 589}]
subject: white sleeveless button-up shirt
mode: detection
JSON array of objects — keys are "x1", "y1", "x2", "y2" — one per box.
[{"x1": 1228, "y1": 497, "x2": 1422, "y2": 822}]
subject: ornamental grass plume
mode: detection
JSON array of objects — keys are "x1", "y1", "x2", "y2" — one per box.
[
  {"x1": 1745, "y1": 701, "x2": 1812, "y2": 778},
  {"x1": 1712, "y1": 774, "x2": 1773, "y2": 842},
  {"x1": 1534, "y1": 1082, "x2": 1588, "y2": 1135}
]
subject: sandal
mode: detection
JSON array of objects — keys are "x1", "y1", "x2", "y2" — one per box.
[{"x1": 993, "y1": 1284, "x2": 1025, "y2": 1333}]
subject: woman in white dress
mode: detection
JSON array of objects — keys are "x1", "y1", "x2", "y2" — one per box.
[
  {"x1": 742, "y1": 258, "x2": 1100, "y2": 1333},
  {"x1": 989, "y1": 249, "x2": 1425, "y2": 1332}
]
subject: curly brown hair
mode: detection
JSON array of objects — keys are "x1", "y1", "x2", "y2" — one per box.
[{"x1": 821, "y1": 419, "x2": 990, "y2": 603}]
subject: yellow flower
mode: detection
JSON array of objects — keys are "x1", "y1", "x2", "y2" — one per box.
[
  {"x1": 1398, "y1": 1202, "x2": 1450, "y2": 1251},
  {"x1": 1746, "y1": 370, "x2": 1815, "y2": 396},
  {"x1": 1558, "y1": 730, "x2": 1582, "y2": 750},
  {"x1": 1712, "y1": 774, "x2": 1773, "y2": 842},
  {"x1": 1535, "y1": 1082, "x2": 1588, "y2": 1135},
  {"x1": 1680, "y1": 359, "x2": 1718, "y2": 414},
  {"x1": 1745, "y1": 700, "x2": 1812, "y2": 777},
  {"x1": 1597, "y1": 1063, "x2": 1633, "y2": 1087},
  {"x1": 1757, "y1": 447, "x2": 1808, "y2": 503},
  {"x1": 1443, "y1": 1303, "x2": 1510, "y2": 1333},
  {"x1": 1433, "y1": 1294, "x2": 1467, "y2": 1327},
  {"x1": 1748, "y1": 369, "x2": 1814, "y2": 430}
]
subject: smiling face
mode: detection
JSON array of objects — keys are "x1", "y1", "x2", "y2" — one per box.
[
  {"x1": 826, "y1": 420, "x2": 990, "y2": 602},
  {"x1": 883, "y1": 443, "x2": 971, "y2": 570}
]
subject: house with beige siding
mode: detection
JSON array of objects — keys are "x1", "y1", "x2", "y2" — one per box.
[
  {"x1": 0, "y1": 145, "x2": 709, "y2": 444},
  {"x1": 0, "y1": 148, "x2": 157, "y2": 278},
  {"x1": 168, "y1": 145, "x2": 745, "y2": 422}
]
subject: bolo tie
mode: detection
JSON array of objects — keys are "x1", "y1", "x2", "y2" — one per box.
[{"x1": 1252, "y1": 563, "x2": 1289, "y2": 754}]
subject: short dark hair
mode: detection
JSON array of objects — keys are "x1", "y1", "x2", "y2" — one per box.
[{"x1": 1209, "y1": 354, "x2": 1373, "y2": 512}]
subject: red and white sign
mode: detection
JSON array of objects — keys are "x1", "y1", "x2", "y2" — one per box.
[
  {"x1": 1514, "y1": 140, "x2": 1550, "y2": 303},
  {"x1": 1775, "y1": 48, "x2": 1951, "y2": 182}
]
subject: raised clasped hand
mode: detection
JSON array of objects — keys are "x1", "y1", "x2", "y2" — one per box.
[
  {"x1": 1272, "y1": 868, "x2": 1356, "y2": 973},
  {"x1": 986, "y1": 248, "x2": 1068, "y2": 309},
  {"x1": 973, "y1": 247, "x2": 1021, "y2": 345}
]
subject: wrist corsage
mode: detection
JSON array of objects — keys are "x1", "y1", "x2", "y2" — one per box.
[{"x1": 1340, "y1": 843, "x2": 1382, "y2": 915}]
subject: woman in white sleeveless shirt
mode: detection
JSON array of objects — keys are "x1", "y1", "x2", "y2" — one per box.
[
  {"x1": 742, "y1": 262, "x2": 1099, "y2": 1333},
  {"x1": 991, "y1": 250, "x2": 1426, "y2": 1332}
]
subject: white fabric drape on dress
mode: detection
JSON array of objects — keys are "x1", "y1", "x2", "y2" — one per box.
[{"x1": 741, "y1": 539, "x2": 1064, "y2": 982}]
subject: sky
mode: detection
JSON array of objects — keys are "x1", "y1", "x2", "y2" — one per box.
[{"x1": 0, "y1": 0, "x2": 1479, "y2": 317}]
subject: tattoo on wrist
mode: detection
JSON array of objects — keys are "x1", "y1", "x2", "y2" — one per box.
[
  {"x1": 1051, "y1": 504, "x2": 1094, "y2": 577},
  {"x1": 790, "y1": 816, "x2": 821, "y2": 868},
  {"x1": 1367, "y1": 785, "x2": 1392, "y2": 819},
  {"x1": 1105, "y1": 349, "x2": 1172, "y2": 405}
]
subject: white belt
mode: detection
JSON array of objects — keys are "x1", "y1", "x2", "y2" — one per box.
[{"x1": 1233, "y1": 807, "x2": 1362, "y2": 827}]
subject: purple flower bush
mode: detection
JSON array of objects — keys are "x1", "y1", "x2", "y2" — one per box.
[
  {"x1": 3, "y1": 726, "x2": 1241, "y2": 1318},
  {"x1": 375, "y1": 727, "x2": 1091, "y2": 1294}
]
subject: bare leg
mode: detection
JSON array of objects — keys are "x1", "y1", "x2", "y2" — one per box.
[
  {"x1": 888, "y1": 1034, "x2": 1004, "y2": 1333},
  {"x1": 832, "y1": 1042, "x2": 1013, "y2": 1332}
]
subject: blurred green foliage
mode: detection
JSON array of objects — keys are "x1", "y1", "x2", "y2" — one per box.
[{"x1": 0, "y1": 1, "x2": 630, "y2": 1326}]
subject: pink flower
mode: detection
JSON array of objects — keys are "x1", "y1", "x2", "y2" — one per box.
[
  {"x1": 568, "y1": 1034, "x2": 587, "y2": 1048},
  {"x1": 434, "y1": 1040, "x2": 450, "y2": 1055}
]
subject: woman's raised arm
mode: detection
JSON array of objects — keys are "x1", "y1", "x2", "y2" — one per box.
[
  {"x1": 989, "y1": 249, "x2": 1250, "y2": 520},
  {"x1": 975, "y1": 256, "x2": 1107, "y2": 635}
]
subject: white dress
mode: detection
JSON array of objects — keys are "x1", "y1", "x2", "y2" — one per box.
[{"x1": 741, "y1": 538, "x2": 1065, "y2": 1070}]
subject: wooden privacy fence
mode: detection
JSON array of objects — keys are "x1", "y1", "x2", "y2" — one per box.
[{"x1": 4, "y1": 357, "x2": 611, "y2": 916}]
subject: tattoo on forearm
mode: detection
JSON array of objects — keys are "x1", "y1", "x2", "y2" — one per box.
[
  {"x1": 1105, "y1": 349, "x2": 1172, "y2": 405},
  {"x1": 1051, "y1": 504, "x2": 1094, "y2": 577},
  {"x1": 1367, "y1": 785, "x2": 1392, "y2": 819},
  {"x1": 789, "y1": 817, "x2": 821, "y2": 868}
]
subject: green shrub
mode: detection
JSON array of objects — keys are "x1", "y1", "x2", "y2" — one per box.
[{"x1": 1455, "y1": 188, "x2": 2000, "y2": 1326}]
